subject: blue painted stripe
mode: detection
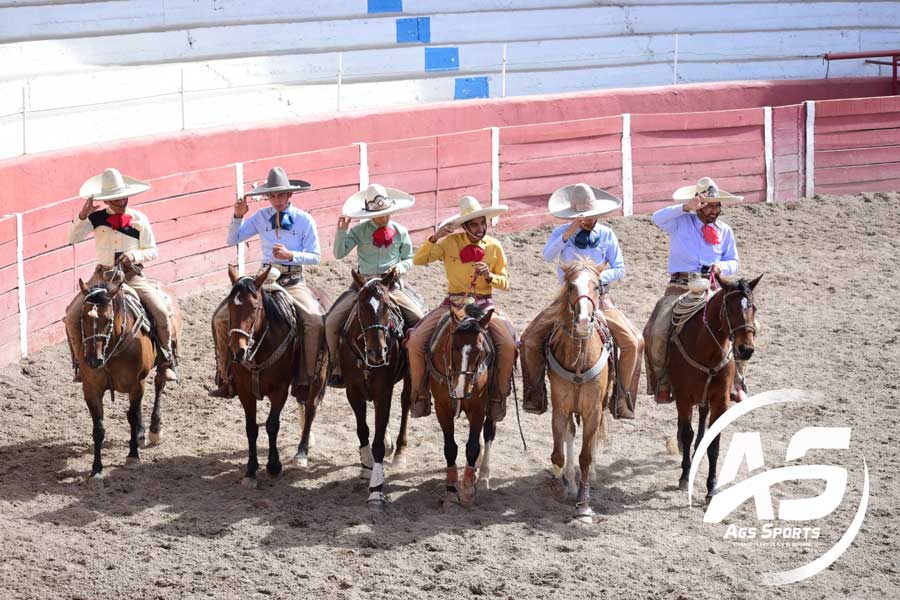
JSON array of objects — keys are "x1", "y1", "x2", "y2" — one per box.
[
  {"x1": 454, "y1": 77, "x2": 489, "y2": 100},
  {"x1": 368, "y1": 0, "x2": 402, "y2": 13},
  {"x1": 417, "y1": 17, "x2": 431, "y2": 43},
  {"x1": 395, "y1": 18, "x2": 418, "y2": 42},
  {"x1": 425, "y1": 47, "x2": 459, "y2": 71}
]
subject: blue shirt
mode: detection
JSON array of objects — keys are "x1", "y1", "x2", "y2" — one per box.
[
  {"x1": 652, "y1": 204, "x2": 738, "y2": 276},
  {"x1": 226, "y1": 203, "x2": 320, "y2": 265},
  {"x1": 542, "y1": 222, "x2": 625, "y2": 285}
]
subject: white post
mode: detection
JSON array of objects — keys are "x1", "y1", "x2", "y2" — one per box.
[
  {"x1": 805, "y1": 101, "x2": 815, "y2": 198},
  {"x1": 357, "y1": 142, "x2": 369, "y2": 190},
  {"x1": 180, "y1": 68, "x2": 186, "y2": 130},
  {"x1": 490, "y1": 127, "x2": 500, "y2": 225},
  {"x1": 673, "y1": 33, "x2": 679, "y2": 85},
  {"x1": 21, "y1": 84, "x2": 27, "y2": 155},
  {"x1": 336, "y1": 53, "x2": 343, "y2": 112},
  {"x1": 501, "y1": 43, "x2": 508, "y2": 98},
  {"x1": 234, "y1": 162, "x2": 245, "y2": 276},
  {"x1": 15, "y1": 214, "x2": 27, "y2": 357},
  {"x1": 621, "y1": 114, "x2": 633, "y2": 217},
  {"x1": 764, "y1": 106, "x2": 774, "y2": 203}
]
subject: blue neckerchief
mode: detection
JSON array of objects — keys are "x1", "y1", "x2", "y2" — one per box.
[
  {"x1": 269, "y1": 210, "x2": 293, "y2": 231},
  {"x1": 572, "y1": 228, "x2": 601, "y2": 249}
]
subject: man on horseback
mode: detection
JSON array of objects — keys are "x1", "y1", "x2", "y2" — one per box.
[
  {"x1": 520, "y1": 183, "x2": 644, "y2": 419},
  {"x1": 325, "y1": 183, "x2": 427, "y2": 386},
  {"x1": 644, "y1": 176, "x2": 748, "y2": 405},
  {"x1": 65, "y1": 168, "x2": 178, "y2": 382},
  {"x1": 209, "y1": 166, "x2": 326, "y2": 400},
  {"x1": 406, "y1": 196, "x2": 517, "y2": 421}
]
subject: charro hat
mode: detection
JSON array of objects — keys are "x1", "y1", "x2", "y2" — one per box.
[
  {"x1": 245, "y1": 167, "x2": 311, "y2": 196},
  {"x1": 548, "y1": 183, "x2": 621, "y2": 219},
  {"x1": 342, "y1": 184, "x2": 415, "y2": 219},
  {"x1": 439, "y1": 195, "x2": 509, "y2": 229},
  {"x1": 672, "y1": 177, "x2": 743, "y2": 204},
  {"x1": 79, "y1": 168, "x2": 150, "y2": 202}
]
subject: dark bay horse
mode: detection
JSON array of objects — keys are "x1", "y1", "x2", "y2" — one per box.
[
  {"x1": 428, "y1": 303, "x2": 497, "y2": 508},
  {"x1": 339, "y1": 268, "x2": 412, "y2": 511},
  {"x1": 545, "y1": 260, "x2": 613, "y2": 522},
  {"x1": 72, "y1": 273, "x2": 182, "y2": 482},
  {"x1": 224, "y1": 264, "x2": 320, "y2": 488},
  {"x1": 669, "y1": 274, "x2": 762, "y2": 502}
]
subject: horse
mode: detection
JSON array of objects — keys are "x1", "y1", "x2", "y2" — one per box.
[
  {"x1": 338, "y1": 268, "x2": 412, "y2": 511},
  {"x1": 668, "y1": 274, "x2": 762, "y2": 502},
  {"x1": 224, "y1": 264, "x2": 323, "y2": 488},
  {"x1": 544, "y1": 259, "x2": 613, "y2": 522},
  {"x1": 73, "y1": 271, "x2": 182, "y2": 482},
  {"x1": 427, "y1": 303, "x2": 497, "y2": 508}
]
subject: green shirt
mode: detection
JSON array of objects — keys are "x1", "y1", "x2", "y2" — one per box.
[{"x1": 333, "y1": 219, "x2": 414, "y2": 276}]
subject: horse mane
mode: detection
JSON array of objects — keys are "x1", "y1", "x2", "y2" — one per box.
[
  {"x1": 553, "y1": 257, "x2": 603, "y2": 321},
  {"x1": 718, "y1": 276, "x2": 753, "y2": 298},
  {"x1": 229, "y1": 277, "x2": 296, "y2": 331}
]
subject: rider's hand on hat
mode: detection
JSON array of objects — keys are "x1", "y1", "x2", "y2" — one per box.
[
  {"x1": 683, "y1": 193, "x2": 709, "y2": 212},
  {"x1": 234, "y1": 195, "x2": 249, "y2": 219},
  {"x1": 562, "y1": 217, "x2": 588, "y2": 242},
  {"x1": 272, "y1": 243, "x2": 293, "y2": 261},
  {"x1": 428, "y1": 223, "x2": 455, "y2": 244},
  {"x1": 78, "y1": 195, "x2": 98, "y2": 220},
  {"x1": 337, "y1": 216, "x2": 352, "y2": 231},
  {"x1": 474, "y1": 261, "x2": 492, "y2": 283}
]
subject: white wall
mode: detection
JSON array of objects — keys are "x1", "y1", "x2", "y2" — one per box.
[{"x1": 0, "y1": 0, "x2": 897, "y2": 158}]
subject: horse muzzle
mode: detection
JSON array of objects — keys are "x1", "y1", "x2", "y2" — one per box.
[
  {"x1": 735, "y1": 345, "x2": 755, "y2": 361},
  {"x1": 85, "y1": 355, "x2": 104, "y2": 369}
]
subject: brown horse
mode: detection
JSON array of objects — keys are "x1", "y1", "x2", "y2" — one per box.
[
  {"x1": 224, "y1": 264, "x2": 323, "y2": 488},
  {"x1": 545, "y1": 260, "x2": 613, "y2": 522},
  {"x1": 669, "y1": 274, "x2": 762, "y2": 502},
  {"x1": 73, "y1": 273, "x2": 182, "y2": 482},
  {"x1": 428, "y1": 303, "x2": 497, "y2": 508},
  {"x1": 339, "y1": 268, "x2": 412, "y2": 511}
]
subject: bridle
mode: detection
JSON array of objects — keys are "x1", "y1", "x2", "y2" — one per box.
[
  {"x1": 81, "y1": 286, "x2": 143, "y2": 369},
  {"x1": 430, "y1": 316, "x2": 494, "y2": 403},
  {"x1": 228, "y1": 282, "x2": 266, "y2": 364},
  {"x1": 348, "y1": 283, "x2": 405, "y2": 370}
]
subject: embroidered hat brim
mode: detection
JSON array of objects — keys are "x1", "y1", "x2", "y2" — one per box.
[
  {"x1": 342, "y1": 187, "x2": 415, "y2": 219},
  {"x1": 548, "y1": 184, "x2": 621, "y2": 219}
]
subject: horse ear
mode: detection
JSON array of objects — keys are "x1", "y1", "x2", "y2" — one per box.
[
  {"x1": 253, "y1": 264, "x2": 271, "y2": 289},
  {"x1": 382, "y1": 266, "x2": 399, "y2": 287},
  {"x1": 351, "y1": 269, "x2": 367, "y2": 288},
  {"x1": 227, "y1": 264, "x2": 239, "y2": 284},
  {"x1": 479, "y1": 308, "x2": 494, "y2": 328},
  {"x1": 749, "y1": 273, "x2": 763, "y2": 291},
  {"x1": 78, "y1": 278, "x2": 88, "y2": 295}
]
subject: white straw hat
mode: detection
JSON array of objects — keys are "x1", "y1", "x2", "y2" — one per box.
[
  {"x1": 439, "y1": 195, "x2": 509, "y2": 229},
  {"x1": 548, "y1": 183, "x2": 621, "y2": 219},
  {"x1": 672, "y1": 177, "x2": 743, "y2": 204},
  {"x1": 79, "y1": 168, "x2": 150, "y2": 202},
  {"x1": 342, "y1": 184, "x2": 415, "y2": 219}
]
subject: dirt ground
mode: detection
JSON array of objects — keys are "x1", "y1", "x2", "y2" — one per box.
[{"x1": 1, "y1": 193, "x2": 898, "y2": 600}]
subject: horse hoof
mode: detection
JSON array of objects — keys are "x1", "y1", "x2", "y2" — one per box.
[
  {"x1": 477, "y1": 476, "x2": 491, "y2": 491},
  {"x1": 138, "y1": 435, "x2": 149, "y2": 449},
  {"x1": 291, "y1": 454, "x2": 309, "y2": 469},
  {"x1": 678, "y1": 479, "x2": 689, "y2": 492},
  {"x1": 88, "y1": 473, "x2": 105, "y2": 488},
  {"x1": 390, "y1": 454, "x2": 407, "y2": 470},
  {"x1": 266, "y1": 467, "x2": 283, "y2": 479},
  {"x1": 359, "y1": 466, "x2": 373, "y2": 481},
  {"x1": 706, "y1": 489, "x2": 717, "y2": 504},
  {"x1": 148, "y1": 431, "x2": 162, "y2": 445},
  {"x1": 441, "y1": 492, "x2": 461, "y2": 511},
  {"x1": 241, "y1": 477, "x2": 258, "y2": 490},
  {"x1": 367, "y1": 492, "x2": 386, "y2": 512},
  {"x1": 125, "y1": 456, "x2": 141, "y2": 468}
]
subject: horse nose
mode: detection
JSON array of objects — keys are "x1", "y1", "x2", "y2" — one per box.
[
  {"x1": 737, "y1": 345, "x2": 754, "y2": 361},
  {"x1": 86, "y1": 356, "x2": 102, "y2": 369},
  {"x1": 234, "y1": 348, "x2": 246, "y2": 363}
]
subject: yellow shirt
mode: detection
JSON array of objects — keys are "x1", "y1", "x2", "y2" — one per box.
[{"x1": 413, "y1": 232, "x2": 509, "y2": 295}]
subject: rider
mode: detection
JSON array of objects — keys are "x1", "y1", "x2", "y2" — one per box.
[
  {"x1": 65, "y1": 168, "x2": 178, "y2": 382},
  {"x1": 520, "y1": 183, "x2": 644, "y2": 419},
  {"x1": 209, "y1": 166, "x2": 326, "y2": 399},
  {"x1": 406, "y1": 196, "x2": 518, "y2": 421},
  {"x1": 644, "y1": 176, "x2": 747, "y2": 405},
  {"x1": 325, "y1": 183, "x2": 427, "y2": 386}
]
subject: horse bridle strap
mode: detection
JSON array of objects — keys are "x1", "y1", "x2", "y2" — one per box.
[
  {"x1": 545, "y1": 342, "x2": 609, "y2": 385},
  {"x1": 83, "y1": 290, "x2": 145, "y2": 368},
  {"x1": 672, "y1": 330, "x2": 733, "y2": 407}
]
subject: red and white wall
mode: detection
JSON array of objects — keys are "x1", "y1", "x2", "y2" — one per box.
[{"x1": 0, "y1": 78, "x2": 897, "y2": 366}]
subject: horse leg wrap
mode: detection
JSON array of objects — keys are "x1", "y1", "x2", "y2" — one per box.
[{"x1": 369, "y1": 462, "x2": 385, "y2": 491}]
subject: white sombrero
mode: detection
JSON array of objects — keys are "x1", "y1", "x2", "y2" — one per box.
[
  {"x1": 673, "y1": 177, "x2": 743, "y2": 204},
  {"x1": 342, "y1": 184, "x2": 415, "y2": 219},
  {"x1": 439, "y1": 195, "x2": 509, "y2": 229},
  {"x1": 79, "y1": 168, "x2": 150, "y2": 202},
  {"x1": 548, "y1": 183, "x2": 621, "y2": 219},
  {"x1": 246, "y1": 167, "x2": 311, "y2": 196}
]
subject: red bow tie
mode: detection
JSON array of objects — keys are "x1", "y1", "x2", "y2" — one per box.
[
  {"x1": 459, "y1": 244, "x2": 485, "y2": 263},
  {"x1": 701, "y1": 224, "x2": 720, "y2": 245},
  {"x1": 107, "y1": 213, "x2": 132, "y2": 231},
  {"x1": 372, "y1": 226, "x2": 396, "y2": 248}
]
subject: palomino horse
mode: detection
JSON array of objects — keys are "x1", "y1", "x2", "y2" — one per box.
[
  {"x1": 224, "y1": 264, "x2": 325, "y2": 488},
  {"x1": 73, "y1": 271, "x2": 182, "y2": 482},
  {"x1": 669, "y1": 274, "x2": 761, "y2": 502},
  {"x1": 545, "y1": 259, "x2": 613, "y2": 522},
  {"x1": 427, "y1": 303, "x2": 497, "y2": 508},
  {"x1": 339, "y1": 268, "x2": 412, "y2": 511}
]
